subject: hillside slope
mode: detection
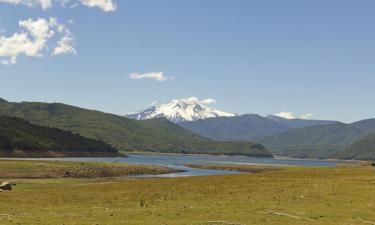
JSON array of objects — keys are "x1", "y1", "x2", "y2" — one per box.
[
  {"x1": 0, "y1": 99, "x2": 272, "y2": 157},
  {"x1": 260, "y1": 123, "x2": 365, "y2": 158},
  {"x1": 180, "y1": 114, "x2": 337, "y2": 141},
  {"x1": 336, "y1": 134, "x2": 375, "y2": 160},
  {"x1": 0, "y1": 116, "x2": 118, "y2": 157},
  {"x1": 179, "y1": 114, "x2": 289, "y2": 141},
  {"x1": 351, "y1": 119, "x2": 375, "y2": 134}
]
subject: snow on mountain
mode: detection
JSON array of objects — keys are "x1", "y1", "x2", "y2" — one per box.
[{"x1": 126, "y1": 97, "x2": 236, "y2": 123}]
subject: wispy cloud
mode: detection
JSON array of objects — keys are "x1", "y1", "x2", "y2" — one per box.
[
  {"x1": 129, "y1": 72, "x2": 174, "y2": 82},
  {"x1": 299, "y1": 113, "x2": 313, "y2": 119},
  {"x1": 0, "y1": 17, "x2": 75, "y2": 65},
  {"x1": 0, "y1": 0, "x2": 117, "y2": 12},
  {"x1": 200, "y1": 98, "x2": 216, "y2": 105},
  {"x1": 80, "y1": 0, "x2": 116, "y2": 12},
  {"x1": 274, "y1": 111, "x2": 313, "y2": 120},
  {"x1": 0, "y1": 0, "x2": 53, "y2": 10}
]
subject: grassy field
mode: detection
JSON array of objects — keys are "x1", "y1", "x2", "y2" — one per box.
[
  {"x1": 1, "y1": 161, "x2": 375, "y2": 224},
  {"x1": 0, "y1": 160, "x2": 178, "y2": 179}
]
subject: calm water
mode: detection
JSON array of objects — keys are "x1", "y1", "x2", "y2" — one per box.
[{"x1": 31, "y1": 154, "x2": 344, "y2": 177}]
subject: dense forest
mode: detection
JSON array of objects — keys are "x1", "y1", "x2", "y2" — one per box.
[
  {"x1": 259, "y1": 120, "x2": 375, "y2": 160},
  {"x1": 0, "y1": 116, "x2": 119, "y2": 157},
  {"x1": 336, "y1": 134, "x2": 375, "y2": 160}
]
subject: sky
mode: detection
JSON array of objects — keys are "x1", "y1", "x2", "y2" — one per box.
[{"x1": 0, "y1": 0, "x2": 374, "y2": 123}]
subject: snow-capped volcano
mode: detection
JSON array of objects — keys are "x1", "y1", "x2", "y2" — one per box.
[{"x1": 126, "y1": 97, "x2": 236, "y2": 123}]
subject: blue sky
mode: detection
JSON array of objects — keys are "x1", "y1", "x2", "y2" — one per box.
[{"x1": 0, "y1": 0, "x2": 374, "y2": 122}]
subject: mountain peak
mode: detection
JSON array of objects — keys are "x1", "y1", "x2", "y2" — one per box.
[{"x1": 126, "y1": 97, "x2": 236, "y2": 123}]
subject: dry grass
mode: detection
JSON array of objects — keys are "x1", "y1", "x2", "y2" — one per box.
[
  {"x1": 0, "y1": 160, "x2": 179, "y2": 179},
  {"x1": 1, "y1": 161, "x2": 375, "y2": 224}
]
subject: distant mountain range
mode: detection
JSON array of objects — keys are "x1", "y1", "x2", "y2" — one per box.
[
  {"x1": 179, "y1": 114, "x2": 337, "y2": 141},
  {"x1": 126, "y1": 97, "x2": 236, "y2": 123},
  {"x1": 0, "y1": 98, "x2": 271, "y2": 157},
  {"x1": 180, "y1": 114, "x2": 288, "y2": 141},
  {"x1": 266, "y1": 115, "x2": 338, "y2": 129},
  {"x1": 180, "y1": 114, "x2": 375, "y2": 160},
  {"x1": 260, "y1": 119, "x2": 375, "y2": 159},
  {"x1": 127, "y1": 98, "x2": 338, "y2": 141},
  {"x1": 125, "y1": 98, "x2": 375, "y2": 160}
]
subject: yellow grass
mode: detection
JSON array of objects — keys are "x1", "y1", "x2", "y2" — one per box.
[
  {"x1": 0, "y1": 159, "x2": 178, "y2": 179},
  {"x1": 0, "y1": 161, "x2": 375, "y2": 224}
]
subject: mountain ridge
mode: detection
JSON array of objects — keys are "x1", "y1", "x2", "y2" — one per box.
[
  {"x1": 180, "y1": 114, "x2": 290, "y2": 141},
  {"x1": 336, "y1": 133, "x2": 375, "y2": 160},
  {"x1": 179, "y1": 114, "x2": 338, "y2": 141},
  {"x1": 266, "y1": 115, "x2": 338, "y2": 129},
  {"x1": 260, "y1": 120, "x2": 375, "y2": 159}
]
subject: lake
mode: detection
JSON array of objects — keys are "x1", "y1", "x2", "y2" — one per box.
[{"x1": 34, "y1": 154, "x2": 344, "y2": 177}]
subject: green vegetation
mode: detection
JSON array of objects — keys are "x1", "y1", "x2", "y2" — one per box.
[
  {"x1": 1, "y1": 161, "x2": 375, "y2": 224},
  {"x1": 0, "y1": 99, "x2": 272, "y2": 157},
  {"x1": 261, "y1": 123, "x2": 363, "y2": 149},
  {"x1": 260, "y1": 123, "x2": 367, "y2": 158},
  {"x1": 179, "y1": 114, "x2": 336, "y2": 141},
  {"x1": 0, "y1": 116, "x2": 118, "y2": 157},
  {"x1": 179, "y1": 114, "x2": 289, "y2": 141},
  {"x1": 351, "y1": 118, "x2": 375, "y2": 134},
  {"x1": 336, "y1": 133, "x2": 375, "y2": 160},
  {"x1": 177, "y1": 114, "x2": 375, "y2": 160},
  {"x1": 0, "y1": 160, "x2": 178, "y2": 179},
  {"x1": 265, "y1": 145, "x2": 344, "y2": 159}
]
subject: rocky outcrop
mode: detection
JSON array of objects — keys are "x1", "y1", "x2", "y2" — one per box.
[{"x1": 0, "y1": 182, "x2": 12, "y2": 191}]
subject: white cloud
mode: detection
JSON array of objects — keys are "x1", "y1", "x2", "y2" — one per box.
[
  {"x1": 299, "y1": 113, "x2": 313, "y2": 119},
  {"x1": 275, "y1": 112, "x2": 295, "y2": 119},
  {"x1": 0, "y1": 0, "x2": 117, "y2": 11},
  {"x1": 274, "y1": 111, "x2": 313, "y2": 120},
  {"x1": 52, "y1": 21, "x2": 76, "y2": 55},
  {"x1": 0, "y1": 0, "x2": 52, "y2": 10},
  {"x1": 0, "y1": 17, "x2": 75, "y2": 65},
  {"x1": 129, "y1": 72, "x2": 174, "y2": 82},
  {"x1": 200, "y1": 98, "x2": 216, "y2": 105},
  {"x1": 80, "y1": 0, "x2": 116, "y2": 12},
  {"x1": 181, "y1": 97, "x2": 217, "y2": 106}
]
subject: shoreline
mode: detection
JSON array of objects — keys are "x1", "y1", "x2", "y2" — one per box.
[
  {"x1": 0, "y1": 160, "x2": 180, "y2": 179},
  {"x1": 0, "y1": 150, "x2": 366, "y2": 164},
  {"x1": 0, "y1": 151, "x2": 127, "y2": 158},
  {"x1": 122, "y1": 151, "x2": 365, "y2": 163},
  {"x1": 121, "y1": 151, "x2": 274, "y2": 158}
]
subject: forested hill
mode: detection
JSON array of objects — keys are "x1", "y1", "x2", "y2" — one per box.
[
  {"x1": 0, "y1": 99, "x2": 272, "y2": 157},
  {"x1": 179, "y1": 114, "x2": 337, "y2": 141},
  {"x1": 260, "y1": 119, "x2": 375, "y2": 160},
  {"x1": 336, "y1": 134, "x2": 375, "y2": 160},
  {"x1": 0, "y1": 116, "x2": 118, "y2": 157}
]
